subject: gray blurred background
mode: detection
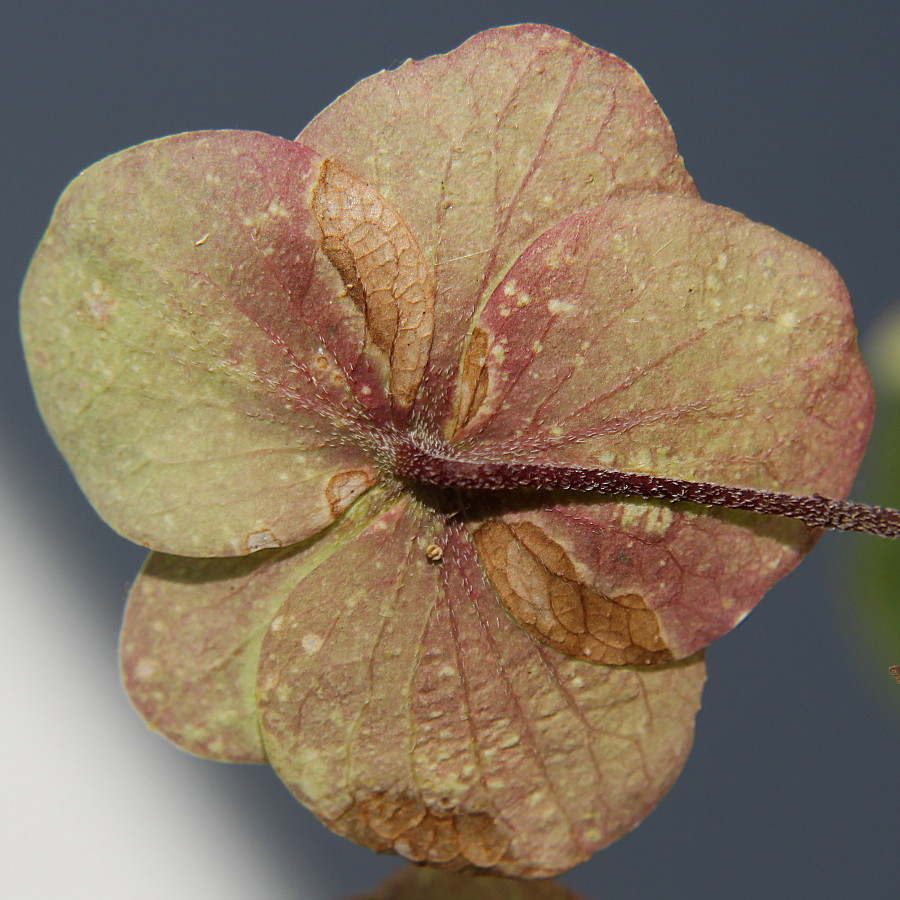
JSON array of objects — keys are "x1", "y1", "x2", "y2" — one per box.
[{"x1": 2, "y1": 2, "x2": 898, "y2": 898}]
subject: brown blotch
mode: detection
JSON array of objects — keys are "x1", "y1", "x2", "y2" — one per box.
[
  {"x1": 401, "y1": 812, "x2": 465, "y2": 865},
  {"x1": 453, "y1": 326, "x2": 491, "y2": 434},
  {"x1": 312, "y1": 159, "x2": 434, "y2": 407},
  {"x1": 331, "y1": 794, "x2": 510, "y2": 873},
  {"x1": 399, "y1": 808, "x2": 510, "y2": 871},
  {"x1": 325, "y1": 469, "x2": 374, "y2": 516},
  {"x1": 474, "y1": 519, "x2": 674, "y2": 666},
  {"x1": 454, "y1": 810, "x2": 510, "y2": 869},
  {"x1": 358, "y1": 791, "x2": 427, "y2": 841}
]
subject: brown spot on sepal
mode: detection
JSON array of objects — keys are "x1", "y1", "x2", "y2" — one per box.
[
  {"x1": 474, "y1": 519, "x2": 674, "y2": 666},
  {"x1": 358, "y1": 791, "x2": 427, "y2": 841},
  {"x1": 450, "y1": 326, "x2": 492, "y2": 437},
  {"x1": 312, "y1": 160, "x2": 434, "y2": 410},
  {"x1": 333, "y1": 792, "x2": 511, "y2": 873},
  {"x1": 325, "y1": 469, "x2": 376, "y2": 516}
]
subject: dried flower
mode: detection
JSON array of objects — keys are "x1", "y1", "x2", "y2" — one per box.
[{"x1": 21, "y1": 25, "x2": 892, "y2": 877}]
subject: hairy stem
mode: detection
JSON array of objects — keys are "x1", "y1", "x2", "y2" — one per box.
[{"x1": 394, "y1": 444, "x2": 899, "y2": 537}]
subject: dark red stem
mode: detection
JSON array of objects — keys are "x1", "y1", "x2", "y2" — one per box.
[{"x1": 393, "y1": 443, "x2": 899, "y2": 538}]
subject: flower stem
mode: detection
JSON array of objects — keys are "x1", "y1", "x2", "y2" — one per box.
[{"x1": 397, "y1": 446, "x2": 899, "y2": 537}]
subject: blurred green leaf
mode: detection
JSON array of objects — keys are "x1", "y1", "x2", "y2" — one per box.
[{"x1": 847, "y1": 305, "x2": 900, "y2": 695}]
